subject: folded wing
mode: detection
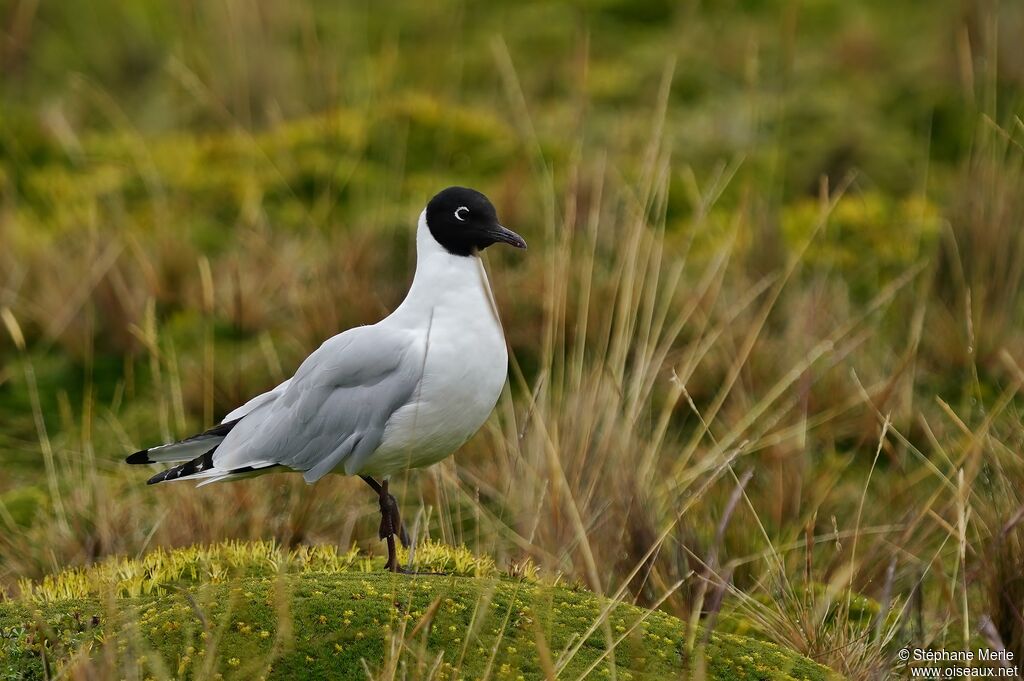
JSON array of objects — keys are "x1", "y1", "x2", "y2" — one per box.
[{"x1": 139, "y1": 324, "x2": 423, "y2": 485}]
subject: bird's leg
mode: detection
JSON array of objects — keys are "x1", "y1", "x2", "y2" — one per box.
[
  {"x1": 379, "y1": 479, "x2": 404, "y2": 572},
  {"x1": 360, "y1": 475, "x2": 409, "y2": 572}
]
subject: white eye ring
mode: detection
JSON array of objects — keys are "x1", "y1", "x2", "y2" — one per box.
[{"x1": 454, "y1": 206, "x2": 469, "y2": 222}]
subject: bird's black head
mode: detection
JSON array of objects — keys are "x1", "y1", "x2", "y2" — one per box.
[{"x1": 425, "y1": 186, "x2": 527, "y2": 257}]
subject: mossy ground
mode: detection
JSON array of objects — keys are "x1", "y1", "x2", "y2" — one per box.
[{"x1": 0, "y1": 542, "x2": 835, "y2": 680}]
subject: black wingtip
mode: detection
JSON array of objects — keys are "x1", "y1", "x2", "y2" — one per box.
[
  {"x1": 144, "y1": 448, "x2": 217, "y2": 486},
  {"x1": 146, "y1": 465, "x2": 180, "y2": 484},
  {"x1": 126, "y1": 449, "x2": 152, "y2": 465}
]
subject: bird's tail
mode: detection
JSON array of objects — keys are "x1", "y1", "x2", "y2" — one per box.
[
  {"x1": 142, "y1": 443, "x2": 279, "y2": 486},
  {"x1": 128, "y1": 418, "x2": 279, "y2": 486}
]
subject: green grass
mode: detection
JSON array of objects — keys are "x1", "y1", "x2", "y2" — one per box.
[{"x1": 0, "y1": 542, "x2": 835, "y2": 680}]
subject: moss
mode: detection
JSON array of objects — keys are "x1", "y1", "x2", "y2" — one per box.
[{"x1": 0, "y1": 542, "x2": 837, "y2": 680}]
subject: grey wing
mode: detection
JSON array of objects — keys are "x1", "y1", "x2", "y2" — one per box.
[
  {"x1": 210, "y1": 325, "x2": 422, "y2": 483},
  {"x1": 221, "y1": 378, "x2": 293, "y2": 422}
]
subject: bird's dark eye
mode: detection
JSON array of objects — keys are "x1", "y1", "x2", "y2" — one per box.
[{"x1": 454, "y1": 206, "x2": 469, "y2": 222}]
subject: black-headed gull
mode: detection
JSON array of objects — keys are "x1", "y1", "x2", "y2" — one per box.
[{"x1": 127, "y1": 187, "x2": 526, "y2": 571}]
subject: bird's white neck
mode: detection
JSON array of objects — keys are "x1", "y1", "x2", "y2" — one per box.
[{"x1": 387, "y1": 211, "x2": 497, "y2": 326}]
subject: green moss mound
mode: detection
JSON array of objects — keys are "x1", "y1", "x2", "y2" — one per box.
[{"x1": 0, "y1": 542, "x2": 836, "y2": 680}]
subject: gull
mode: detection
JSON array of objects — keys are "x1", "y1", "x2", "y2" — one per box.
[{"x1": 126, "y1": 187, "x2": 526, "y2": 571}]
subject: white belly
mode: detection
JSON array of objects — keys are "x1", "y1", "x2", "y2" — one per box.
[{"x1": 358, "y1": 289, "x2": 509, "y2": 477}]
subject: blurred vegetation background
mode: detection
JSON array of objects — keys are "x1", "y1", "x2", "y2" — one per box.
[{"x1": 2, "y1": 0, "x2": 1024, "y2": 677}]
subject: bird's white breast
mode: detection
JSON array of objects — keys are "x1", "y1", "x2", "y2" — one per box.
[{"x1": 355, "y1": 218, "x2": 509, "y2": 477}]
